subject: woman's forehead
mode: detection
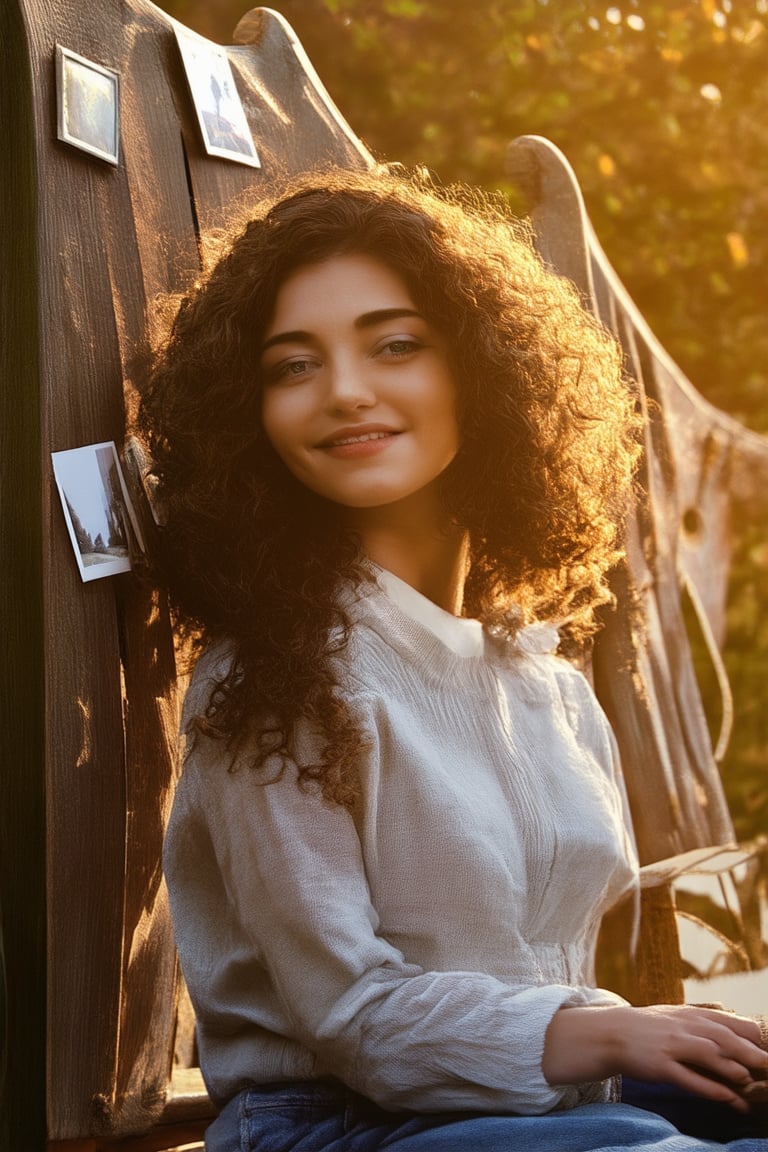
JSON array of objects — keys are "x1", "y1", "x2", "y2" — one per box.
[{"x1": 265, "y1": 253, "x2": 420, "y2": 338}]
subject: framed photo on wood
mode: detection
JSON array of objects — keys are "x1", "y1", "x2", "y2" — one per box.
[
  {"x1": 174, "y1": 24, "x2": 261, "y2": 168},
  {"x1": 52, "y1": 441, "x2": 145, "y2": 582},
  {"x1": 55, "y1": 45, "x2": 120, "y2": 165}
]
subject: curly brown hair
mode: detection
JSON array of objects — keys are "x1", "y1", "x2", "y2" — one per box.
[{"x1": 137, "y1": 165, "x2": 641, "y2": 807}]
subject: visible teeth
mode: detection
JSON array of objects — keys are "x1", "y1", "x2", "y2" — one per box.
[{"x1": 331, "y1": 431, "x2": 392, "y2": 446}]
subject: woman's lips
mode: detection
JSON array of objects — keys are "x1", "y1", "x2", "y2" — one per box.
[{"x1": 317, "y1": 427, "x2": 401, "y2": 457}]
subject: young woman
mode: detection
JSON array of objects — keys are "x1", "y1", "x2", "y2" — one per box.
[{"x1": 138, "y1": 167, "x2": 767, "y2": 1151}]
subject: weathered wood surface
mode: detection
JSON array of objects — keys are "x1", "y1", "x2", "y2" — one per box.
[
  {"x1": 508, "y1": 134, "x2": 768, "y2": 864},
  {"x1": 509, "y1": 135, "x2": 768, "y2": 1011},
  {"x1": 0, "y1": 2, "x2": 371, "y2": 1147},
  {"x1": 1, "y1": 2, "x2": 766, "y2": 1148}
]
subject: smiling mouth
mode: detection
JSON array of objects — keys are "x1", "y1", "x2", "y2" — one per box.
[{"x1": 325, "y1": 431, "x2": 397, "y2": 448}]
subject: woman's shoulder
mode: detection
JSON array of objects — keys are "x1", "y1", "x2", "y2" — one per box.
[
  {"x1": 180, "y1": 637, "x2": 237, "y2": 732},
  {"x1": 495, "y1": 623, "x2": 612, "y2": 729}
]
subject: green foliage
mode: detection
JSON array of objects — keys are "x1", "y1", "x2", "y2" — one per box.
[{"x1": 159, "y1": 0, "x2": 767, "y2": 838}]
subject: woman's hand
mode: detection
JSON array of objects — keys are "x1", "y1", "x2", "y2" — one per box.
[{"x1": 543, "y1": 1003, "x2": 767, "y2": 1112}]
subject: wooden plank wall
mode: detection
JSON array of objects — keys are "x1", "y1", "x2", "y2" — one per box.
[
  {"x1": 0, "y1": 2, "x2": 371, "y2": 1146},
  {"x1": 508, "y1": 134, "x2": 768, "y2": 862},
  {"x1": 508, "y1": 135, "x2": 768, "y2": 1005}
]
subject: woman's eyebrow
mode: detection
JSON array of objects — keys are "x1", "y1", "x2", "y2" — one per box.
[
  {"x1": 261, "y1": 329, "x2": 312, "y2": 354},
  {"x1": 354, "y1": 307, "x2": 422, "y2": 329},
  {"x1": 261, "y1": 309, "x2": 423, "y2": 355}
]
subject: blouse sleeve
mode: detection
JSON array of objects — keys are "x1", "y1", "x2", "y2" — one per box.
[{"x1": 166, "y1": 655, "x2": 627, "y2": 1117}]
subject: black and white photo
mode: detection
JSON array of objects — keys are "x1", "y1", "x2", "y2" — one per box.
[{"x1": 174, "y1": 24, "x2": 260, "y2": 168}]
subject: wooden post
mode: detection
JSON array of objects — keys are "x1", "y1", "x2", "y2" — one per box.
[
  {"x1": 0, "y1": 2, "x2": 372, "y2": 1145},
  {"x1": 0, "y1": 2, "x2": 47, "y2": 1146}
]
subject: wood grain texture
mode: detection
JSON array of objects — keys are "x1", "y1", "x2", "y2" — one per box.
[
  {"x1": 509, "y1": 135, "x2": 768, "y2": 1002},
  {"x1": 180, "y1": 7, "x2": 373, "y2": 240},
  {"x1": 508, "y1": 134, "x2": 768, "y2": 864},
  {"x1": 2, "y1": 1, "x2": 374, "y2": 1143}
]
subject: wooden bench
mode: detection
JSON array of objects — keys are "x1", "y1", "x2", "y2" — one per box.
[{"x1": 1, "y1": 3, "x2": 766, "y2": 1148}]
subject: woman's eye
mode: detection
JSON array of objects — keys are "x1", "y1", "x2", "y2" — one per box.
[
  {"x1": 265, "y1": 358, "x2": 315, "y2": 384},
  {"x1": 379, "y1": 338, "x2": 422, "y2": 358}
]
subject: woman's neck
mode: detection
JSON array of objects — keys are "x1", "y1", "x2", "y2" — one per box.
[{"x1": 346, "y1": 497, "x2": 469, "y2": 615}]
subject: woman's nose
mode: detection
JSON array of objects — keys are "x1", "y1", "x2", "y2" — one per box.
[{"x1": 325, "y1": 357, "x2": 376, "y2": 411}]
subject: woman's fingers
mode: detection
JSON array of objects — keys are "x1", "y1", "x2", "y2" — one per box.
[
  {"x1": 542, "y1": 1003, "x2": 768, "y2": 1097},
  {"x1": 693, "y1": 1006, "x2": 763, "y2": 1047},
  {"x1": 680, "y1": 1013, "x2": 768, "y2": 1076},
  {"x1": 657, "y1": 1009, "x2": 768, "y2": 1111},
  {"x1": 700, "y1": 1008, "x2": 767, "y2": 1060},
  {"x1": 670, "y1": 1062, "x2": 752, "y2": 1113}
]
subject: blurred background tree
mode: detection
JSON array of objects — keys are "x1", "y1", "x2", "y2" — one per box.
[{"x1": 158, "y1": 0, "x2": 767, "y2": 839}]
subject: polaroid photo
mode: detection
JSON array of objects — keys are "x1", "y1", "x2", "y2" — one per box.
[
  {"x1": 174, "y1": 24, "x2": 260, "y2": 168},
  {"x1": 52, "y1": 442, "x2": 146, "y2": 583},
  {"x1": 55, "y1": 45, "x2": 120, "y2": 165}
]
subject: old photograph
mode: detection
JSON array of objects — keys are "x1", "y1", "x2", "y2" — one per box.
[
  {"x1": 52, "y1": 441, "x2": 143, "y2": 581},
  {"x1": 175, "y1": 24, "x2": 260, "y2": 167},
  {"x1": 56, "y1": 45, "x2": 120, "y2": 165}
]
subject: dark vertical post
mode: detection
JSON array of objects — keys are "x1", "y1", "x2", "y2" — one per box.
[{"x1": 0, "y1": 2, "x2": 46, "y2": 1147}]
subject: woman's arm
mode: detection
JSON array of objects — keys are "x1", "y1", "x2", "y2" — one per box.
[
  {"x1": 167, "y1": 683, "x2": 630, "y2": 1117},
  {"x1": 169, "y1": 747, "x2": 610, "y2": 1114},
  {"x1": 543, "y1": 1003, "x2": 766, "y2": 1112}
]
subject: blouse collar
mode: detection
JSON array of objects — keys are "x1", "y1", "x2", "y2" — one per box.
[
  {"x1": 366, "y1": 563, "x2": 560, "y2": 661},
  {"x1": 372, "y1": 565, "x2": 485, "y2": 658}
]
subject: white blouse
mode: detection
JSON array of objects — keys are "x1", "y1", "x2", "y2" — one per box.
[{"x1": 164, "y1": 574, "x2": 638, "y2": 1115}]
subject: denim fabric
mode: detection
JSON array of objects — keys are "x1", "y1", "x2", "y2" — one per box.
[{"x1": 204, "y1": 1080, "x2": 768, "y2": 1152}]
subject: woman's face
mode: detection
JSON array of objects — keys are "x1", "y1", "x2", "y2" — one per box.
[{"x1": 259, "y1": 253, "x2": 460, "y2": 517}]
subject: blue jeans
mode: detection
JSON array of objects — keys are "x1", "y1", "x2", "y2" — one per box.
[{"x1": 203, "y1": 1079, "x2": 767, "y2": 1151}]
